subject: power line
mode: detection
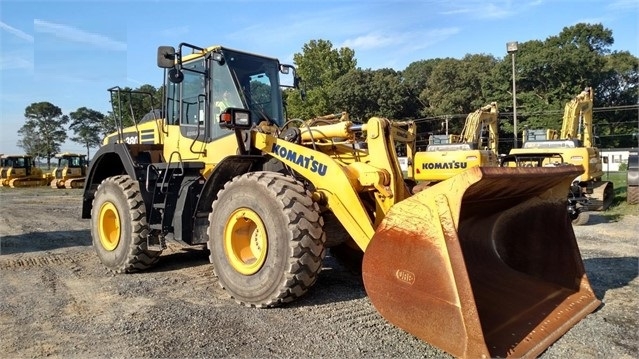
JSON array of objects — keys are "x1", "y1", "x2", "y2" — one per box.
[{"x1": 412, "y1": 105, "x2": 639, "y2": 125}]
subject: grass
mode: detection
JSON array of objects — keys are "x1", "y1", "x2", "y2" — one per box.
[{"x1": 601, "y1": 171, "x2": 637, "y2": 220}]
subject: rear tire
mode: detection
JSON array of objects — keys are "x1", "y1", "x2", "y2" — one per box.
[
  {"x1": 91, "y1": 175, "x2": 161, "y2": 273},
  {"x1": 627, "y1": 186, "x2": 639, "y2": 205},
  {"x1": 208, "y1": 171, "x2": 325, "y2": 307}
]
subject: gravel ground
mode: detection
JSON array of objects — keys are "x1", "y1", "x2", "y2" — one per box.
[{"x1": 0, "y1": 187, "x2": 637, "y2": 358}]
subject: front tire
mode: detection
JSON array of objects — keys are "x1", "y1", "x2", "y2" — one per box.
[
  {"x1": 208, "y1": 172, "x2": 326, "y2": 307},
  {"x1": 91, "y1": 175, "x2": 161, "y2": 273}
]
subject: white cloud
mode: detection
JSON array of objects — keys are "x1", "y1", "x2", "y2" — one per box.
[
  {"x1": 0, "y1": 21, "x2": 34, "y2": 43},
  {"x1": 0, "y1": 52, "x2": 33, "y2": 71},
  {"x1": 341, "y1": 34, "x2": 395, "y2": 51},
  {"x1": 159, "y1": 25, "x2": 189, "y2": 38},
  {"x1": 341, "y1": 26, "x2": 461, "y2": 55},
  {"x1": 34, "y1": 19, "x2": 126, "y2": 51},
  {"x1": 476, "y1": 3, "x2": 514, "y2": 19},
  {"x1": 439, "y1": 0, "x2": 543, "y2": 20},
  {"x1": 421, "y1": 27, "x2": 462, "y2": 45},
  {"x1": 608, "y1": 0, "x2": 639, "y2": 10}
]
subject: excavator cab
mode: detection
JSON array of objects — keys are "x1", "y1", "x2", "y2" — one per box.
[{"x1": 412, "y1": 102, "x2": 500, "y2": 184}]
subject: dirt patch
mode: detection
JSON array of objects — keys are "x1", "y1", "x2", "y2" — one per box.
[{"x1": 0, "y1": 187, "x2": 637, "y2": 358}]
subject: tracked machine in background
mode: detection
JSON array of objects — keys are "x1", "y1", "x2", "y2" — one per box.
[
  {"x1": 627, "y1": 152, "x2": 639, "y2": 205},
  {"x1": 50, "y1": 152, "x2": 88, "y2": 189},
  {"x1": 411, "y1": 102, "x2": 499, "y2": 189},
  {"x1": 0, "y1": 154, "x2": 50, "y2": 187},
  {"x1": 509, "y1": 87, "x2": 614, "y2": 211},
  {"x1": 499, "y1": 152, "x2": 591, "y2": 225},
  {"x1": 81, "y1": 43, "x2": 600, "y2": 358}
]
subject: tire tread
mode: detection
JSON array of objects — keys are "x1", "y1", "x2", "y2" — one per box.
[{"x1": 208, "y1": 171, "x2": 325, "y2": 308}]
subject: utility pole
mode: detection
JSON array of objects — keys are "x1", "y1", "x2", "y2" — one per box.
[{"x1": 507, "y1": 41, "x2": 519, "y2": 149}]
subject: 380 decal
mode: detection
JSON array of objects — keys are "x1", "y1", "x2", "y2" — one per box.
[{"x1": 123, "y1": 135, "x2": 139, "y2": 144}]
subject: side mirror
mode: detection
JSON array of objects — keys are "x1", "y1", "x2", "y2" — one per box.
[
  {"x1": 279, "y1": 64, "x2": 290, "y2": 75},
  {"x1": 168, "y1": 68, "x2": 184, "y2": 84},
  {"x1": 157, "y1": 46, "x2": 176, "y2": 68}
]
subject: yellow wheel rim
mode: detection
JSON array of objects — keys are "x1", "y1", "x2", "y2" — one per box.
[
  {"x1": 98, "y1": 202, "x2": 121, "y2": 251},
  {"x1": 224, "y1": 208, "x2": 268, "y2": 275}
]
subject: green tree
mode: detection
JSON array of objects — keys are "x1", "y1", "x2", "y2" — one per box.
[
  {"x1": 420, "y1": 53, "x2": 499, "y2": 136},
  {"x1": 402, "y1": 58, "x2": 446, "y2": 116},
  {"x1": 18, "y1": 102, "x2": 69, "y2": 169},
  {"x1": 287, "y1": 39, "x2": 357, "y2": 119},
  {"x1": 329, "y1": 68, "x2": 419, "y2": 121},
  {"x1": 593, "y1": 50, "x2": 638, "y2": 148},
  {"x1": 507, "y1": 24, "x2": 616, "y2": 138},
  {"x1": 69, "y1": 107, "x2": 106, "y2": 158}
]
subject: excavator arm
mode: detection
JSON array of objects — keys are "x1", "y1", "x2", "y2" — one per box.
[
  {"x1": 560, "y1": 87, "x2": 594, "y2": 147},
  {"x1": 458, "y1": 102, "x2": 499, "y2": 151}
]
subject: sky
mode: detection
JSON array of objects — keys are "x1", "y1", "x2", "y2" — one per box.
[{"x1": 1, "y1": 0, "x2": 637, "y2": 156}]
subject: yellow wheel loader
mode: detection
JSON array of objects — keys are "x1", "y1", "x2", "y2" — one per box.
[
  {"x1": 50, "y1": 152, "x2": 87, "y2": 189},
  {"x1": 81, "y1": 43, "x2": 600, "y2": 359},
  {"x1": 509, "y1": 87, "x2": 614, "y2": 211},
  {"x1": 411, "y1": 102, "x2": 500, "y2": 190},
  {"x1": 0, "y1": 155, "x2": 49, "y2": 187}
]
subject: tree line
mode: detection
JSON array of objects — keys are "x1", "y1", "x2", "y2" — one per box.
[{"x1": 17, "y1": 23, "x2": 638, "y2": 163}]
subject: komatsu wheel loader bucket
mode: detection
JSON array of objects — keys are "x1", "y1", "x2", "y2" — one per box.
[{"x1": 362, "y1": 166, "x2": 601, "y2": 359}]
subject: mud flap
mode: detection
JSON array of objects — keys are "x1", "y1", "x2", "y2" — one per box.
[{"x1": 362, "y1": 166, "x2": 601, "y2": 359}]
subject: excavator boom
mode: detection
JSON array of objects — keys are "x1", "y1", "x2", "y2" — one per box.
[
  {"x1": 458, "y1": 102, "x2": 499, "y2": 152},
  {"x1": 561, "y1": 88, "x2": 594, "y2": 147}
]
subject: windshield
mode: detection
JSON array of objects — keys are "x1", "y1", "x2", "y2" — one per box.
[{"x1": 218, "y1": 48, "x2": 285, "y2": 126}]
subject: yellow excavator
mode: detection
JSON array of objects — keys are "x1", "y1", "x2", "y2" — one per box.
[
  {"x1": 0, "y1": 154, "x2": 50, "y2": 187},
  {"x1": 510, "y1": 87, "x2": 614, "y2": 211},
  {"x1": 50, "y1": 152, "x2": 88, "y2": 189},
  {"x1": 411, "y1": 102, "x2": 499, "y2": 188},
  {"x1": 81, "y1": 43, "x2": 600, "y2": 358}
]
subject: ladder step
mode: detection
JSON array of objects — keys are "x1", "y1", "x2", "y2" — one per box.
[
  {"x1": 149, "y1": 224, "x2": 163, "y2": 230},
  {"x1": 146, "y1": 243, "x2": 165, "y2": 251},
  {"x1": 154, "y1": 161, "x2": 205, "y2": 170},
  {"x1": 153, "y1": 203, "x2": 166, "y2": 209}
]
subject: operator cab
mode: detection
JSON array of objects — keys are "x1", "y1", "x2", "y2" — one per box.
[{"x1": 158, "y1": 44, "x2": 299, "y2": 142}]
